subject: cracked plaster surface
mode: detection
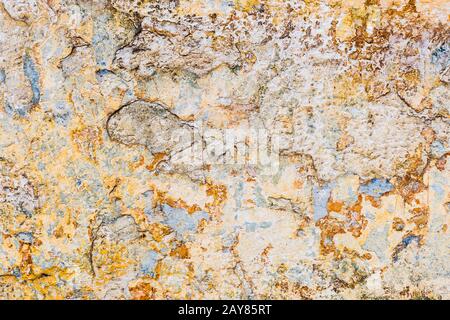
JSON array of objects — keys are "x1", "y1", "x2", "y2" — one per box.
[{"x1": 0, "y1": 0, "x2": 449, "y2": 299}]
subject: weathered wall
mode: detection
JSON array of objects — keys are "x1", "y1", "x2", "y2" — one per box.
[{"x1": 0, "y1": 0, "x2": 448, "y2": 299}]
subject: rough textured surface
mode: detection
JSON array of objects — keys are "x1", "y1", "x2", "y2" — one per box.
[{"x1": 0, "y1": 0, "x2": 449, "y2": 299}]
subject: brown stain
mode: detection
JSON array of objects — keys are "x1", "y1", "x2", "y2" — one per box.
[
  {"x1": 202, "y1": 103, "x2": 258, "y2": 129},
  {"x1": 316, "y1": 216, "x2": 346, "y2": 257},
  {"x1": 365, "y1": 195, "x2": 381, "y2": 208},
  {"x1": 205, "y1": 182, "x2": 228, "y2": 216},
  {"x1": 336, "y1": 132, "x2": 354, "y2": 151},
  {"x1": 273, "y1": 277, "x2": 315, "y2": 299},
  {"x1": 409, "y1": 206, "x2": 429, "y2": 231},
  {"x1": 70, "y1": 125, "x2": 102, "y2": 163},
  {"x1": 318, "y1": 194, "x2": 369, "y2": 257},
  {"x1": 129, "y1": 155, "x2": 145, "y2": 171},
  {"x1": 327, "y1": 200, "x2": 344, "y2": 213},
  {"x1": 293, "y1": 179, "x2": 303, "y2": 189},
  {"x1": 393, "y1": 217, "x2": 405, "y2": 231},
  {"x1": 347, "y1": 195, "x2": 367, "y2": 237},
  {"x1": 436, "y1": 155, "x2": 448, "y2": 171},
  {"x1": 392, "y1": 146, "x2": 427, "y2": 204},
  {"x1": 295, "y1": 216, "x2": 311, "y2": 235},
  {"x1": 19, "y1": 243, "x2": 33, "y2": 277},
  {"x1": 104, "y1": 177, "x2": 121, "y2": 199},
  {"x1": 146, "y1": 153, "x2": 167, "y2": 172},
  {"x1": 329, "y1": 0, "x2": 445, "y2": 104},
  {"x1": 260, "y1": 244, "x2": 273, "y2": 264},
  {"x1": 53, "y1": 225, "x2": 64, "y2": 239},
  {"x1": 343, "y1": 247, "x2": 372, "y2": 261},
  {"x1": 170, "y1": 243, "x2": 190, "y2": 259},
  {"x1": 148, "y1": 223, "x2": 172, "y2": 243},
  {"x1": 392, "y1": 233, "x2": 423, "y2": 262},
  {"x1": 129, "y1": 278, "x2": 155, "y2": 300},
  {"x1": 148, "y1": 184, "x2": 203, "y2": 214}
]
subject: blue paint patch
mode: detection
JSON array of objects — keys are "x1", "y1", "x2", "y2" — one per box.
[
  {"x1": 96, "y1": 69, "x2": 113, "y2": 78},
  {"x1": 142, "y1": 191, "x2": 154, "y2": 218},
  {"x1": 432, "y1": 42, "x2": 449, "y2": 71},
  {"x1": 285, "y1": 266, "x2": 313, "y2": 285},
  {"x1": 393, "y1": 234, "x2": 422, "y2": 261},
  {"x1": 346, "y1": 185, "x2": 358, "y2": 204},
  {"x1": 23, "y1": 54, "x2": 40, "y2": 105},
  {"x1": 12, "y1": 267, "x2": 21, "y2": 278},
  {"x1": 32, "y1": 254, "x2": 55, "y2": 270},
  {"x1": 359, "y1": 178, "x2": 393, "y2": 198},
  {"x1": 222, "y1": 230, "x2": 239, "y2": 248},
  {"x1": 4, "y1": 102, "x2": 14, "y2": 116},
  {"x1": 234, "y1": 181, "x2": 244, "y2": 208},
  {"x1": 402, "y1": 235, "x2": 420, "y2": 247},
  {"x1": 161, "y1": 204, "x2": 209, "y2": 238},
  {"x1": 53, "y1": 101, "x2": 71, "y2": 126},
  {"x1": 92, "y1": 32, "x2": 108, "y2": 46},
  {"x1": 362, "y1": 225, "x2": 390, "y2": 264},
  {"x1": 259, "y1": 221, "x2": 272, "y2": 228},
  {"x1": 365, "y1": 210, "x2": 376, "y2": 221},
  {"x1": 242, "y1": 219, "x2": 272, "y2": 232},
  {"x1": 92, "y1": 32, "x2": 110, "y2": 68},
  {"x1": 254, "y1": 186, "x2": 267, "y2": 207},
  {"x1": 140, "y1": 250, "x2": 159, "y2": 277},
  {"x1": 313, "y1": 183, "x2": 332, "y2": 221},
  {"x1": 244, "y1": 222, "x2": 257, "y2": 232},
  {"x1": 22, "y1": 207, "x2": 34, "y2": 219},
  {"x1": 0, "y1": 69, "x2": 5, "y2": 83},
  {"x1": 432, "y1": 184, "x2": 445, "y2": 201},
  {"x1": 431, "y1": 140, "x2": 447, "y2": 158},
  {"x1": 16, "y1": 232, "x2": 33, "y2": 244}
]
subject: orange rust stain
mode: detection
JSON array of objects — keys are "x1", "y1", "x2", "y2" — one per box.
[
  {"x1": 129, "y1": 155, "x2": 145, "y2": 170},
  {"x1": 347, "y1": 195, "x2": 367, "y2": 237},
  {"x1": 436, "y1": 156, "x2": 447, "y2": 171},
  {"x1": 421, "y1": 127, "x2": 436, "y2": 145},
  {"x1": 349, "y1": 195, "x2": 363, "y2": 214},
  {"x1": 328, "y1": 1, "x2": 445, "y2": 105},
  {"x1": 260, "y1": 244, "x2": 273, "y2": 264},
  {"x1": 293, "y1": 179, "x2": 303, "y2": 189},
  {"x1": 327, "y1": 200, "x2": 344, "y2": 213},
  {"x1": 316, "y1": 216, "x2": 346, "y2": 257},
  {"x1": 70, "y1": 125, "x2": 103, "y2": 163},
  {"x1": 146, "y1": 153, "x2": 167, "y2": 171},
  {"x1": 296, "y1": 216, "x2": 311, "y2": 234},
  {"x1": 342, "y1": 247, "x2": 372, "y2": 261},
  {"x1": 393, "y1": 217, "x2": 405, "y2": 231},
  {"x1": 148, "y1": 184, "x2": 202, "y2": 214},
  {"x1": 19, "y1": 243, "x2": 33, "y2": 277},
  {"x1": 54, "y1": 225, "x2": 64, "y2": 239},
  {"x1": 365, "y1": 195, "x2": 381, "y2": 208},
  {"x1": 170, "y1": 243, "x2": 190, "y2": 259},
  {"x1": 148, "y1": 223, "x2": 172, "y2": 242},
  {"x1": 392, "y1": 146, "x2": 428, "y2": 203},
  {"x1": 318, "y1": 194, "x2": 368, "y2": 256},
  {"x1": 153, "y1": 260, "x2": 164, "y2": 281},
  {"x1": 104, "y1": 177, "x2": 121, "y2": 199},
  {"x1": 409, "y1": 206, "x2": 429, "y2": 231},
  {"x1": 129, "y1": 279, "x2": 155, "y2": 300},
  {"x1": 205, "y1": 182, "x2": 228, "y2": 215},
  {"x1": 336, "y1": 132, "x2": 354, "y2": 151},
  {"x1": 245, "y1": 199, "x2": 256, "y2": 206}
]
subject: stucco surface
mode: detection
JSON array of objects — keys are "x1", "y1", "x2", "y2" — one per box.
[{"x1": 0, "y1": 0, "x2": 449, "y2": 299}]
